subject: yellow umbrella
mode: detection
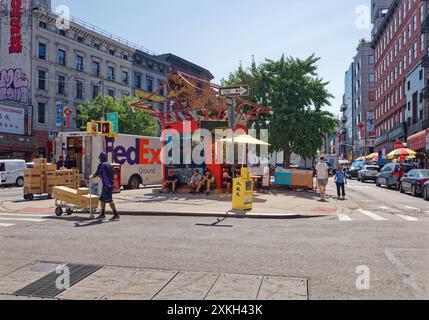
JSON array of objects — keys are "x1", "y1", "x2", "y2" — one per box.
[
  {"x1": 366, "y1": 153, "x2": 379, "y2": 160},
  {"x1": 386, "y1": 148, "x2": 416, "y2": 160}
]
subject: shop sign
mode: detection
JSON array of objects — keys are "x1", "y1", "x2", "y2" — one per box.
[
  {"x1": 9, "y1": 0, "x2": 23, "y2": 54},
  {"x1": 0, "y1": 105, "x2": 25, "y2": 135},
  {"x1": 388, "y1": 123, "x2": 406, "y2": 141}
]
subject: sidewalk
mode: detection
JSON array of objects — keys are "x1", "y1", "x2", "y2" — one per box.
[{"x1": 1, "y1": 188, "x2": 339, "y2": 219}]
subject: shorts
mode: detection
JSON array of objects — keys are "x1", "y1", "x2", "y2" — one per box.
[
  {"x1": 318, "y1": 179, "x2": 328, "y2": 187},
  {"x1": 100, "y1": 186, "x2": 113, "y2": 203}
]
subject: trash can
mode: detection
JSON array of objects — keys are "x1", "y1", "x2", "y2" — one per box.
[
  {"x1": 232, "y1": 168, "x2": 254, "y2": 211},
  {"x1": 112, "y1": 164, "x2": 121, "y2": 194}
]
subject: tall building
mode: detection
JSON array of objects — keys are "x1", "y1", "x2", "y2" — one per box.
[
  {"x1": 371, "y1": 0, "x2": 428, "y2": 156},
  {"x1": 340, "y1": 63, "x2": 355, "y2": 159},
  {"x1": 353, "y1": 41, "x2": 376, "y2": 157}
]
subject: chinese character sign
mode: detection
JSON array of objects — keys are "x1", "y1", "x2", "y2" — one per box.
[{"x1": 0, "y1": 105, "x2": 25, "y2": 134}]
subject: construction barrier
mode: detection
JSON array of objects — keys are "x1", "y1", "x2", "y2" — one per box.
[{"x1": 274, "y1": 170, "x2": 314, "y2": 189}]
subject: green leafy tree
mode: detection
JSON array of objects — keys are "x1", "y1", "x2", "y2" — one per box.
[
  {"x1": 75, "y1": 95, "x2": 159, "y2": 137},
  {"x1": 224, "y1": 54, "x2": 338, "y2": 167}
]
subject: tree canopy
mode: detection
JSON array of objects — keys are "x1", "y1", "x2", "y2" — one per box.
[
  {"x1": 223, "y1": 54, "x2": 338, "y2": 167},
  {"x1": 75, "y1": 95, "x2": 159, "y2": 137}
]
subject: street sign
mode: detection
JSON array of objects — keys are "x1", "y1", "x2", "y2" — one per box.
[
  {"x1": 219, "y1": 85, "x2": 250, "y2": 97},
  {"x1": 107, "y1": 112, "x2": 119, "y2": 134}
]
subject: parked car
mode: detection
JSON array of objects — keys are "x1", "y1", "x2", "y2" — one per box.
[
  {"x1": 399, "y1": 169, "x2": 429, "y2": 197},
  {"x1": 376, "y1": 163, "x2": 414, "y2": 189},
  {"x1": 357, "y1": 165, "x2": 380, "y2": 182},
  {"x1": 423, "y1": 180, "x2": 429, "y2": 201},
  {"x1": 0, "y1": 159, "x2": 26, "y2": 187},
  {"x1": 347, "y1": 165, "x2": 362, "y2": 180}
]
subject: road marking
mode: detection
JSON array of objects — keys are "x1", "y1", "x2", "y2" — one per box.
[
  {"x1": 358, "y1": 209, "x2": 388, "y2": 221},
  {"x1": 0, "y1": 217, "x2": 45, "y2": 222},
  {"x1": 402, "y1": 205, "x2": 418, "y2": 211},
  {"x1": 397, "y1": 215, "x2": 419, "y2": 222},
  {"x1": 0, "y1": 223, "x2": 14, "y2": 227},
  {"x1": 338, "y1": 214, "x2": 352, "y2": 222},
  {"x1": 384, "y1": 249, "x2": 426, "y2": 299},
  {"x1": 0, "y1": 213, "x2": 49, "y2": 218}
]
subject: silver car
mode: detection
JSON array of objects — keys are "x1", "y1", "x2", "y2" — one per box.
[{"x1": 358, "y1": 165, "x2": 380, "y2": 182}]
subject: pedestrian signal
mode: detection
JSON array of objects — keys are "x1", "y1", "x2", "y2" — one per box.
[
  {"x1": 87, "y1": 122, "x2": 99, "y2": 135},
  {"x1": 99, "y1": 121, "x2": 113, "y2": 136}
]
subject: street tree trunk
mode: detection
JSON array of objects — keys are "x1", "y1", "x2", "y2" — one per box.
[{"x1": 283, "y1": 150, "x2": 291, "y2": 169}]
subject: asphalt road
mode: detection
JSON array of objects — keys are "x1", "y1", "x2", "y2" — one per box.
[{"x1": 0, "y1": 181, "x2": 428, "y2": 300}]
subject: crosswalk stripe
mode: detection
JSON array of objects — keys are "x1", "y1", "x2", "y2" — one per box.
[
  {"x1": 358, "y1": 209, "x2": 388, "y2": 221},
  {"x1": 397, "y1": 215, "x2": 419, "y2": 222},
  {"x1": 0, "y1": 217, "x2": 45, "y2": 222},
  {"x1": 402, "y1": 205, "x2": 418, "y2": 211},
  {"x1": 0, "y1": 223, "x2": 14, "y2": 227},
  {"x1": 338, "y1": 214, "x2": 352, "y2": 222},
  {"x1": 0, "y1": 213, "x2": 49, "y2": 218}
]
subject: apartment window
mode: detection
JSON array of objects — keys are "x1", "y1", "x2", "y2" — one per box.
[
  {"x1": 39, "y1": 21, "x2": 47, "y2": 29},
  {"x1": 107, "y1": 89, "x2": 115, "y2": 97},
  {"x1": 420, "y1": 69, "x2": 424, "y2": 80},
  {"x1": 93, "y1": 43, "x2": 100, "y2": 50},
  {"x1": 408, "y1": 81, "x2": 411, "y2": 91},
  {"x1": 414, "y1": 41, "x2": 418, "y2": 59},
  {"x1": 408, "y1": 22, "x2": 412, "y2": 39},
  {"x1": 369, "y1": 74, "x2": 375, "y2": 83},
  {"x1": 408, "y1": 47, "x2": 412, "y2": 65},
  {"x1": 76, "y1": 55, "x2": 84, "y2": 71},
  {"x1": 413, "y1": 15, "x2": 417, "y2": 31},
  {"x1": 123, "y1": 55, "x2": 128, "y2": 61},
  {"x1": 369, "y1": 55, "x2": 374, "y2": 65},
  {"x1": 92, "y1": 61, "x2": 100, "y2": 77},
  {"x1": 59, "y1": 30, "x2": 66, "y2": 37},
  {"x1": 38, "y1": 43, "x2": 46, "y2": 60},
  {"x1": 147, "y1": 78, "x2": 153, "y2": 92},
  {"x1": 403, "y1": 2, "x2": 406, "y2": 19},
  {"x1": 37, "y1": 102, "x2": 46, "y2": 124},
  {"x1": 107, "y1": 67, "x2": 115, "y2": 81},
  {"x1": 403, "y1": 30, "x2": 407, "y2": 45},
  {"x1": 109, "y1": 49, "x2": 115, "y2": 56},
  {"x1": 38, "y1": 70, "x2": 46, "y2": 90},
  {"x1": 57, "y1": 49, "x2": 66, "y2": 66},
  {"x1": 122, "y1": 71, "x2": 128, "y2": 85},
  {"x1": 134, "y1": 73, "x2": 142, "y2": 89},
  {"x1": 76, "y1": 80, "x2": 83, "y2": 100},
  {"x1": 399, "y1": 37, "x2": 402, "y2": 51},
  {"x1": 159, "y1": 81, "x2": 164, "y2": 96},
  {"x1": 93, "y1": 85, "x2": 100, "y2": 99},
  {"x1": 421, "y1": 34, "x2": 425, "y2": 52},
  {"x1": 77, "y1": 36, "x2": 84, "y2": 44},
  {"x1": 58, "y1": 75, "x2": 66, "y2": 95}
]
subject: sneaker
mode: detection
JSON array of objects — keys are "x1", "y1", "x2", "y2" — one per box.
[
  {"x1": 110, "y1": 214, "x2": 120, "y2": 221},
  {"x1": 96, "y1": 214, "x2": 106, "y2": 220}
]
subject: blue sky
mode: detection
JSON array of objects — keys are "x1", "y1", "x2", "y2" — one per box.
[{"x1": 52, "y1": 0, "x2": 371, "y2": 116}]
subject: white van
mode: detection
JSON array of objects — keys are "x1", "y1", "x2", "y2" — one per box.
[{"x1": 0, "y1": 160, "x2": 26, "y2": 187}]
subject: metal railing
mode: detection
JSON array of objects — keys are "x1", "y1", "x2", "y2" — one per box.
[{"x1": 38, "y1": 7, "x2": 158, "y2": 56}]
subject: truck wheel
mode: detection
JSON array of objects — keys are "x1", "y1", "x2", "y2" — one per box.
[
  {"x1": 16, "y1": 177, "x2": 24, "y2": 188},
  {"x1": 27, "y1": 194, "x2": 34, "y2": 201},
  {"x1": 55, "y1": 207, "x2": 63, "y2": 217},
  {"x1": 66, "y1": 208, "x2": 73, "y2": 216},
  {"x1": 128, "y1": 176, "x2": 140, "y2": 190}
]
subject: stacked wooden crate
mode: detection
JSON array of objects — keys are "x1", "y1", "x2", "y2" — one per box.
[
  {"x1": 24, "y1": 167, "x2": 43, "y2": 196},
  {"x1": 53, "y1": 186, "x2": 99, "y2": 209}
]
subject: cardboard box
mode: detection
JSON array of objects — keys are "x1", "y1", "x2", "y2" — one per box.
[
  {"x1": 47, "y1": 164, "x2": 57, "y2": 171},
  {"x1": 77, "y1": 188, "x2": 89, "y2": 195},
  {"x1": 33, "y1": 159, "x2": 47, "y2": 167}
]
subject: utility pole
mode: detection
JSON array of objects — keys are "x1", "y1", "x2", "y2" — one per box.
[{"x1": 228, "y1": 97, "x2": 236, "y2": 177}]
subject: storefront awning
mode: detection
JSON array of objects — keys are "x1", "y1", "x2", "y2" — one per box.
[{"x1": 407, "y1": 129, "x2": 429, "y2": 151}]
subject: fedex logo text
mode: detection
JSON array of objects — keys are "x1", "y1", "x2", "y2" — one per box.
[{"x1": 106, "y1": 138, "x2": 161, "y2": 166}]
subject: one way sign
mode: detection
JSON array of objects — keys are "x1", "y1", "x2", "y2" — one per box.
[{"x1": 219, "y1": 85, "x2": 250, "y2": 97}]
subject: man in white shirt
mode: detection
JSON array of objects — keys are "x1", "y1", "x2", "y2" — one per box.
[{"x1": 315, "y1": 155, "x2": 329, "y2": 201}]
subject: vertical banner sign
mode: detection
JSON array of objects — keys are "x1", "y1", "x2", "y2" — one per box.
[
  {"x1": 366, "y1": 112, "x2": 375, "y2": 137},
  {"x1": 63, "y1": 107, "x2": 72, "y2": 128},
  {"x1": 107, "y1": 112, "x2": 119, "y2": 134},
  {"x1": 56, "y1": 101, "x2": 63, "y2": 127},
  {"x1": 9, "y1": 0, "x2": 23, "y2": 54}
]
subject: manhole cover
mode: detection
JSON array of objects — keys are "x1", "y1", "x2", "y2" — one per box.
[{"x1": 14, "y1": 264, "x2": 101, "y2": 299}]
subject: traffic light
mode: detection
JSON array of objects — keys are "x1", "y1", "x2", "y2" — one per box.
[
  {"x1": 99, "y1": 121, "x2": 113, "y2": 137},
  {"x1": 87, "y1": 122, "x2": 99, "y2": 135}
]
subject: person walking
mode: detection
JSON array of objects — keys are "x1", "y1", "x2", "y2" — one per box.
[
  {"x1": 91, "y1": 152, "x2": 119, "y2": 221},
  {"x1": 334, "y1": 167, "x2": 347, "y2": 200},
  {"x1": 315, "y1": 155, "x2": 329, "y2": 202}
]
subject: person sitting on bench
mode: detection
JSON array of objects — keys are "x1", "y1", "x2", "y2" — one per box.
[
  {"x1": 164, "y1": 170, "x2": 178, "y2": 194},
  {"x1": 188, "y1": 170, "x2": 203, "y2": 194},
  {"x1": 196, "y1": 169, "x2": 215, "y2": 196}
]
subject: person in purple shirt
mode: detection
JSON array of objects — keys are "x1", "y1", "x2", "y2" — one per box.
[{"x1": 91, "y1": 152, "x2": 119, "y2": 221}]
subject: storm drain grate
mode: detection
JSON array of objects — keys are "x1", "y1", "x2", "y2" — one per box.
[{"x1": 14, "y1": 264, "x2": 102, "y2": 299}]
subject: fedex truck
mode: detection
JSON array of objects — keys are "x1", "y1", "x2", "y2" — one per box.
[{"x1": 55, "y1": 132, "x2": 162, "y2": 189}]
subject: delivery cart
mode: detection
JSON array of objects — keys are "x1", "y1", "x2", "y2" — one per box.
[{"x1": 53, "y1": 178, "x2": 101, "y2": 219}]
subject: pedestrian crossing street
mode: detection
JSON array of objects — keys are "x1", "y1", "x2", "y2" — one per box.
[
  {"x1": 0, "y1": 212, "x2": 48, "y2": 228},
  {"x1": 337, "y1": 205, "x2": 428, "y2": 222}
]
